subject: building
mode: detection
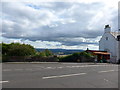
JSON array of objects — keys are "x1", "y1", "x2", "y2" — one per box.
[
  {"x1": 99, "y1": 25, "x2": 120, "y2": 63},
  {"x1": 86, "y1": 50, "x2": 110, "y2": 62},
  {"x1": 117, "y1": 35, "x2": 120, "y2": 63}
]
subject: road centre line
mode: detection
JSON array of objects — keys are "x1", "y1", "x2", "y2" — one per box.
[
  {"x1": 66, "y1": 65, "x2": 99, "y2": 68},
  {"x1": 66, "y1": 64, "x2": 117, "y2": 68},
  {"x1": 0, "y1": 81, "x2": 9, "y2": 84},
  {"x1": 46, "y1": 67, "x2": 52, "y2": 68},
  {"x1": 14, "y1": 69, "x2": 23, "y2": 71},
  {"x1": 57, "y1": 67, "x2": 63, "y2": 69},
  {"x1": 45, "y1": 67, "x2": 56, "y2": 69},
  {"x1": 25, "y1": 68, "x2": 34, "y2": 71},
  {"x1": 42, "y1": 73, "x2": 86, "y2": 79},
  {"x1": 3, "y1": 69, "x2": 12, "y2": 71},
  {"x1": 98, "y1": 70, "x2": 116, "y2": 73}
]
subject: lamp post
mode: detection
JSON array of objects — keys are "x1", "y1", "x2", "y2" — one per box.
[{"x1": 117, "y1": 35, "x2": 120, "y2": 63}]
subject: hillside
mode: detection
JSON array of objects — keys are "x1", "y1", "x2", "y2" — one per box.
[{"x1": 35, "y1": 48, "x2": 84, "y2": 55}]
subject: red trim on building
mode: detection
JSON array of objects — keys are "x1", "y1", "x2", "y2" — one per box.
[{"x1": 86, "y1": 50, "x2": 110, "y2": 61}]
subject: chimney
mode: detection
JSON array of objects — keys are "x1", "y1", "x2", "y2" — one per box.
[{"x1": 104, "y1": 25, "x2": 111, "y2": 33}]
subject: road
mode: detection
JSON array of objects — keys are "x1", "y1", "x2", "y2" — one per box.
[{"x1": 2, "y1": 63, "x2": 118, "y2": 88}]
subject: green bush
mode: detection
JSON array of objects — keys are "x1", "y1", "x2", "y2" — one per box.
[
  {"x1": 34, "y1": 52, "x2": 46, "y2": 57},
  {"x1": 80, "y1": 52, "x2": 94, "y2": 58},
  {"x1": 2, "y1": 55, "x2": 10, "y2": 62},
  {"x1": 44, "y1": 49, "x2": 53, "y2": 57},
  {"x1": 2, "y1": 43, "x2": 36, "y2": 56},
  {"x1": 34, "y1": 49, "x2": 53, "y2": 57},
  {"x1": 59, "y1": 51, "x2": 94, "y2": 62},
  {"x1": 59, "y1": 54, "x2": 76, "y2": 62}
]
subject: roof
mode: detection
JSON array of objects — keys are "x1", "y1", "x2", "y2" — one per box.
[
  {"x1": 93, "y1": 52, "x2": 110, "y2": 55},
  {"x1": 86, "y1": 50, "x2": 107, "y2": 52},
  {"x1": 86, "y1": 50, "x2": 110, "y2": 55},
  {"x1": 110, "y1": 32, "x2": 120, "y2": 38}
]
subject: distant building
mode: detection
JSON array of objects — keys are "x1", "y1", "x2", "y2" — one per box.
[{"x1": 99, "y1": 25, "x2": 120, "y2": 63}]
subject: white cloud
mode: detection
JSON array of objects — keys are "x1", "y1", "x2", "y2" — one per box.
[{"x1": 1, "y1": 0, "x2": 119, "y2": 50}]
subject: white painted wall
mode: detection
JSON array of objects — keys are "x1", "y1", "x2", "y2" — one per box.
[
  {"x1": 99, "y1": 32, "x2": 117, "y2": 63},
  {"x1": 117, "y1": 40, "x2": 120, "y2": 62}
]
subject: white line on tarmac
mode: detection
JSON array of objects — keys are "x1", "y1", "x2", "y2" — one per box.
[
  {"x1": 34, "y1": 68, "x2": 41, "y2": 70},
  {"x1": 57, "y1": 67, "x2": 63, "y2": 69},
  {"x1": 66, "y1": 64, "x2": 118, "y2": 68},
  {"x1": 14, "y1": 69, "x2": 23, "y2": 71},
  {"x1": 45, "y1": 67, "x2": 52, "y2": 69},
  {"x1": 25, "y1": 68, "x2": 34, "y2": 71},
  {"x1": 42, "y1": 73, "x2": 86, "y2": 79},
  {"x1": 45, "y1": 67, "x2": 56, "y2": 69},
  {"x1": 0, "y1": 81, "x2": 9, "y2": 84},
  {"x1": 3, "y1": 69, "x2": 12, "y2": 71},
  {"x1": 104, "y1": 79, "x2": 109, "y2": 82},
  {"x1": 98, "y1": 70, "x2": 116, "y2": 73}
]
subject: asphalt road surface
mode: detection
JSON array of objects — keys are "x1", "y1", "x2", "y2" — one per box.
[{"x1": 2, "y1": 63, "x2": 118, "y2": 88}]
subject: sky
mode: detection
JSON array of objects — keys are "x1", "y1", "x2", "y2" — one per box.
[{"x1": 1, "y1": 0, "x2": 119, "y2": 50}]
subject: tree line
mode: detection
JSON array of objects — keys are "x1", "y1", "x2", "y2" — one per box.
[
  {"x1": 1, "y1": 43, "x2": 53, "y2": 57},
  {"x1": 1, "y1": 43, "x2": 94, "y2": 62}
]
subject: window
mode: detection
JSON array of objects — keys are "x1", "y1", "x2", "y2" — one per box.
[{"x1": 106, "y1": 37, "x2": 108, "y2": 40}]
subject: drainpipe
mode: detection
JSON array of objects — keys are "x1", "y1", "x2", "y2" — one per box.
[{"x1": 117, "y1": 35, "x2": 120, "y2": 63}]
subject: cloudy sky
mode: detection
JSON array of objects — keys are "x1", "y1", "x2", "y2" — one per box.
[{"x1": 1, "y1": 0, "x2": 119, "y2": 50}]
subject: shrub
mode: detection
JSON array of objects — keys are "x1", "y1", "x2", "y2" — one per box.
[
  {"x1": 34, "y1": 49, "x2": 53, "y2": 57},
  {"x1": 2, "y1": 43, "x2": 36, "y2": 56},
  {"x1": 59, "y1": 51, "x2": 94, "y2": 62}
]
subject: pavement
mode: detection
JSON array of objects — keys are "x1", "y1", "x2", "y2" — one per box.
[{"x1": 2, "y1": 63, "x2": 119, "y2": 88}]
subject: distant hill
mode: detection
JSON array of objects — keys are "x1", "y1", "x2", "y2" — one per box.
[{"x1": 35, "y1": 48, "x2": 84, "y2": 55}]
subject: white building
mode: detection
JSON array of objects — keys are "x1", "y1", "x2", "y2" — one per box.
[{"x1": 99, "y1": 25, "x2": 120, "y2": 63}]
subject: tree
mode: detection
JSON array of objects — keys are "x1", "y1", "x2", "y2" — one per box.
[
  {"x1": 5, "y1": 43, "x2": 36, "y2": 56},
  {"x1": 2, "y1": 43, "x2": 10, "y2": 55},
  {"x1": 44, "y1": 49, "x2": 53, "y2": 57},
  {"x1": 80, "y1": 52, "x2": 94, "y2": 58},
  {"x1": 35, "y1": 52, "x2": 46, "y2": 57},
  {"x1": 34, "y1": 49, "x2": 53, "y2": 57}
]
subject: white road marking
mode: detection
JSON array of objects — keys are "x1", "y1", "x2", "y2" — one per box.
[
  {"x1": 34, "y1": 68, "x2": 41, "y2": 70},
  {"x1": 45, "y1": 67, "x2": 56, "y2": 69},
  {"x1": 3, "y1": 69, "x2": 12, "y2": 71},
  {"x1": 46, "y1": 67, "x2": 52, "y2": 69},
  {"x1": 66, "y1": 66, "x2": 72, "y2": 68},
  {"x1": 98, "y1": 70, "x2": 116, "y2": 73},
  {"x1": 25, "y1": 68, "x2": 33, "y2": 71},
  {"x1": 0, "y1": 81, "x2": 9, "y2": 83},
  {"x1": 42, "y1": 73, "x2": 86, "y2": 79},
  {"x1": 33, "y1": 66, "x2": 45, "y2": 69},
  {"x1": 57, "y1": 67, "x2": 63, "y2": 69},
  {"x1": 66, "y1": 65, "x2": 97, "y2": 68},
  {"x1": 65, "y1": 64, "x2": 118, "y2": 68},
  {"x1": 71, "y1": 66, "x2": 78, "y2": 68},
  {"x1": 14, "y1": 69, "x2": 23, "y2": 71},
  {"x1": 104, "y1": 79, "x2": 109, "y2": 82}
]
